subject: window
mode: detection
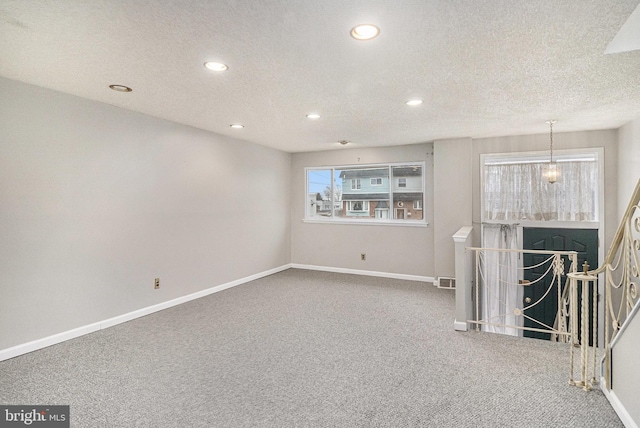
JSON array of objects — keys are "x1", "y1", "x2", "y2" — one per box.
[
  {"x1": 305, "y1": 162, "x2": 425, "y2": 224},
  {"x1": 375, "y1": 208, "x2": 389, "y2": 219},
  {"x1": 347, "y1": 200, "x2": 370, "y2": 213},
  {"x1": 482, "y1": 151, "x2": 599, "y2": 222}
]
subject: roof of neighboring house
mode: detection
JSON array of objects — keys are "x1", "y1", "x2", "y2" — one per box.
[
  {"x1": 339, "y1": 167, "x2": 422, "y2": 179},
  {"x1": 342, "y1": 192, "x2": 421, "y2": 201},
  {"x1": 342, "y1": 193, "x2": 389, "y2": 201},
  {"x1": 393, "y1": 192, "x2": 423, "y2": 201},
  {"x1": 392, "y1": 167, "x2": 422, "y2": 177},
  {"x1": 339, "y1": 169, "x2": 387, "y2": 179}
]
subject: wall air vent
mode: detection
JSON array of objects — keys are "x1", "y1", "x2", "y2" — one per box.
[{"x1": 437, "y1": 277, "x2": 456, "y2": 289}]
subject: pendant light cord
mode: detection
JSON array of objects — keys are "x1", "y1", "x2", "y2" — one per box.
[
  {"x1": 547, "y1": 119, "x2": 556, "y2": 163},
  {"x1": 550, "y1": 121, "x2": 554, "y2": 163}
]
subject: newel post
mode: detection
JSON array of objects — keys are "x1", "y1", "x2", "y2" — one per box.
[{"x1": 453, "y1": 226, "x2": 474, "y2": 331}]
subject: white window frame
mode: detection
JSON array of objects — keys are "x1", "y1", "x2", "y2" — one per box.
[
  {"x1": 398, "y1": 178, "x2": 407, "y2": 188},
  {"x1": 304, "y1": 161, "x2": 427, "y2": 227},
  {"x1": 351, "y1": 179, "x2": 361, "y2": 190},
  {"x1": 413, "y1": 200, "x2": 423, "y2": 210},
  {"x1": 480, "y1": 148, "x2": 603, "y2": 231},
  {"x1": 371, "y1": 177, "x2": 383, "y2": 186}
]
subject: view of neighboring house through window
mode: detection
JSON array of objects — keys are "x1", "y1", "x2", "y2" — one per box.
[{"x1": 306, "y1": 162, "x2": 425, "y2": 223}]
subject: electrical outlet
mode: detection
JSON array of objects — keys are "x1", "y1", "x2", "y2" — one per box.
[
  {"x1": 361, "y1": 253, "x2": 366, "y2": 261},
  {"x1": 154, "y1": 278, "x2": 160, "y2": 289}
]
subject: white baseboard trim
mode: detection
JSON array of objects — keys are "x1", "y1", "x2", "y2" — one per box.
[
  {"x1": 601, "y1": 379, "x2": 638, "y2": 428},
  {"x1": 290, "y1": 263, "x2": 434, "y2": 283},
  {"x1": 0, "y1": 264, "x2": 291, "y2": 362},
  {"x1": 454, "y1": 320, "x2": 468, "y2": 331}
]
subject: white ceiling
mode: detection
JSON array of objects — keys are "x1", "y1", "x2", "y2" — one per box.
[{"x1": 1, "y1": 0, "x2": 640, "y2": 153}]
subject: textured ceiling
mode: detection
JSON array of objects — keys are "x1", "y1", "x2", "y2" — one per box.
[{"x1": 1, "y1": 0, "x2": 640, "y2": 153}]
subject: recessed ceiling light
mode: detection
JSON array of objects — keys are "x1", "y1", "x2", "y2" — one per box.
[
  {"x1": 406, "y1": 99, "x2": 423, "y2": 106},
  {"x1": 338, "y1": 140, "x2": 349, "y2": 145},
  {"x1": 230, "y1": 124, "x2": 244, "y2": 129},
  {"x1": 109, "y1": 84, "x2": 132, "y2": 92},
  {"x1": 306, "y1": 113, "x2": 321, "y2": 119},
  {"x1": 204, "y1": 61, "x2": 229, "y2": 72},
  {"x1": 350, "y1": 24, "x2": 380, "y2": 40}
]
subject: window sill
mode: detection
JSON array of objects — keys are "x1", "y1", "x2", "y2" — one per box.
[{"x1": 303, "y1": 218, "x2": 429, "y2": 227}]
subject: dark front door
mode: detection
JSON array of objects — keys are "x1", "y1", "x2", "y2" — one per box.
[{"x1": 523, "y1": 228, "x2": 598, "y2": 342}]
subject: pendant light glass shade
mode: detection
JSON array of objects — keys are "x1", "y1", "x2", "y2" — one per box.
[{"x1": 548, "y1": 161, "x2": 558, "y2": 183}]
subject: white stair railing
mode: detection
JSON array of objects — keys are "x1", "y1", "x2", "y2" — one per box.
[
  {"x1": 585, "y1": 178, "x2": 640, "y2": 425},
  {"x1": 454, "y1": 180, "x2": 640, "y2": 412},
  {"x1": 463, "y1": 245, "x2": 602, "y2": 390},
  {"x1": 466, "y1": 247, "x2": 578, "y2": 341}
]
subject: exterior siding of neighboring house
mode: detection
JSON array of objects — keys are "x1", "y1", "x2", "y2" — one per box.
[
  {"x1": 391, "y1": 167, "x2": 423, "y2": 220},
  {"x1": 308, "y1": 192, "x2": 332, "y2": 217},
  {"x1": 339, "y1": 166, "x2": 424, "y2": 220},
  {"x1": 308, "y1": 192, "x2": 340, "y2": 217},
  {"x1": 339, "y1": 169, "x2": 390, "y2": 218}
]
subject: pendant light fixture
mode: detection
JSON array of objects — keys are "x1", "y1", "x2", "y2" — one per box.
[{"x1": 546, "y1": 120, "x2": 558, "y2": 183}]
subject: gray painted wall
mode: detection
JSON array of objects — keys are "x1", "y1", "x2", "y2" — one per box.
[
  {"x1": 612, "y1": 307, "x2": 640, "y2": 426},
  {"x1": 433, "y1": 138, "x2": 473, "y2": 279},
  {"x1": 290, "y1": 144, "x2": 434, "y2": 277},
  {"x1": 613, "y1": 118, "x2": 640, "y2": 426},
  {"x1": 0, "y1": 77, "x2": 291, "y2": 350},
  {"x1": 617, "y1": 118, "x2": 640, "y2": 220}
]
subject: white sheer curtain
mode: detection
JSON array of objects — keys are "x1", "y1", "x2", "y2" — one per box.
[
  {"x1": 481, "y1": 224, "x2": 520, "y2": 336},
  {"x1": 484, "y1": 161, "x2": 597, "y2": 222}
]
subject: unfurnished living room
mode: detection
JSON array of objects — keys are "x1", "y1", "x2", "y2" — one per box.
[{"x1": 1, "y1": 1, "x2": 640, "y2": 427}]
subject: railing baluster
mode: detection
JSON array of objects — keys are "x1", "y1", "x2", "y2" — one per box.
[{"x1": 475, "y1": 250, "x2": 480, "y2": 332}]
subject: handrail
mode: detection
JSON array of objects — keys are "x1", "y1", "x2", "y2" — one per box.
[
  {"x1": 594, "y1": 177, "x2": 640, "y2": 273},
  {"x1": 466, "y1": 247, "x2": 578, "y2": 256},
  {"x1": 588, "y1": 178, "x2": 640, "y2": 393}
]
